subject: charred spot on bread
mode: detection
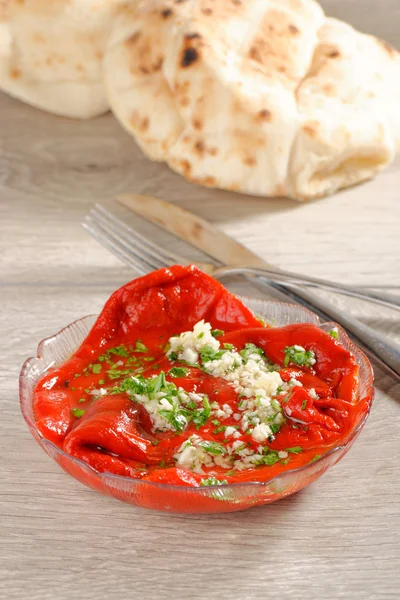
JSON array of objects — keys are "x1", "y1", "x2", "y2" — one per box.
[
  {"x1": 9, "y1": 67, "x2": 21, "y2": 79},
  {"x1": 288, "y1": 24, "x2": 300, "y2": 35},
  {"x1": 161, "y1": 8, "x2": 173, "y2": 18},
  {"x1": 258, "y1": 109, "x2": 272, "y2": 121},
  {"x1": 181, "y1": 47, "x2": 199, "y2": 68}
]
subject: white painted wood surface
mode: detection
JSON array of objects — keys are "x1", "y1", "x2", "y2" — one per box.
[{"x1": 1, "y1": 2, "x2": 400, "y2": 598}]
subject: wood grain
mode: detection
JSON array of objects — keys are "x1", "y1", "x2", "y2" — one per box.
[{"x1": 1, "y1": 2, "x2": 400, "y2": 598}]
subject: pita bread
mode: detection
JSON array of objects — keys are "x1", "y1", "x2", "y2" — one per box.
[
  {"x1": 104, "y1": 0, "x2": 400, "y2": 200},
  {"x1": 0, "y1": 0, "x2": 126, "y2": 118}
]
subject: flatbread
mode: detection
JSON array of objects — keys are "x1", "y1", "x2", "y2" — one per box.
[
  {"x1": 0, "y1": 0, "x2": 126, "y2": 118},
  {"x1": 104, "y1": 0, "x2": 400, "y2": 200}
]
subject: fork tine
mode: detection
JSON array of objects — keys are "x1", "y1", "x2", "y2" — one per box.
[
  {"x1": 83, "y1": 217, "x2": 154, "y2": 275},
  {"x1": 88, "y1": 209, "x2": 168, "y2": 272},
  {"x1": 93, "y1": 204, "x2": 185, "y2": 268}
]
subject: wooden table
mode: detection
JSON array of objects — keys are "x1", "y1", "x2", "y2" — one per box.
[{"x1": 1, "y1": 3, "x2": 400, "y2": 597}]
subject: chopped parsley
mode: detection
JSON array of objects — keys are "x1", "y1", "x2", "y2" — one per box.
[
  {"x1": 109, "y1": 372, "x2": 212, "y2": 432},
  {"x1": 213, "y1": 425, "x2": 227, "y2": 434},
  {"x1": 233, "y1": 443, "x2": 247, "y2": 454},
  {"x1": 223, "y1": 343, "x2": 234, "y2": 350},
  {"x1": 71, "y1": 408, "x2": 85, "y2": 418},
  {"x1": 91, "y1": 364, "x2": 102, "y2": 374},
  {"x1": 254, "y1": 449, "x2": 281, "y2": 466},
  {"x1": 240, "y1": 343, "x2": 265, "y2": 362},
  {"x1": 286, "y1": 446, "x2": 303, "y2": 454},
  {"x1": 99, "y1": 344, "x2": 129, "y2": 362},
  {"x1": 168, "y1": 367, "x2": 189, "y2": 378},
  {"x1": 159, "y1": 405, "x2": 192, "y2": 432},
  {"x1": 192, "y1": 396, "x2": 211, "y2": 429},
  {"x1": 301, "y1": 400, "x2": 307, "y2": 410},
  {"x1": 107, "y1": 367, "x2": 134, "y2": 380},
  {"x1": 211, "y1": 329, "x2": 224, "y2": 338},
  {"x1": 199, "y1": 441, "x2": 226, "y2": 455},
  {"x1": 200, "y1": 345, "x2": 225, "y2": 363},
  {"x1": 200, "y1": 477, "x2": 228, "y2": 486},
  {"x1": 78, "y1": 398, "x2": 86, "y2": 404},
  {"x1": 310, "y1": 454, "x2": 322, "y2": 463},
  {"x1": 329, "y1": 328, "x2": 339, "y2": 340},
  {"x1": 256, "y1": 315, "x2": 268, "y2": 327},
  {"x1": 284, "y1": 345, "x2": 316, "y2": 368},
  {"x1": 133, "y1": 340, "x2": 148, "y2": 353}
]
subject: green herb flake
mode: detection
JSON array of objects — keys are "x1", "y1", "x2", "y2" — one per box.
[
  {"x1": 254, "y1": 450, "x2": 281, "y2": 466},
  {"x1": 192, "y1": 396, "x2": 211, "y2": 429},
  {"x1": 133, "y1": 340, "x2": 148, "y2": 353},
  {"x1": 213, "y1": 426, "x2": 227, "y2": 434},
  {"x1": 99, "y1": 345, "x2": 130, "y2": 362},
  {"x1": 233, "y1": 443, "x2": 247, "y2": 454},
  {"x1": 168, "y1": 351, "x2": 179, "y2": 362},
  {"x1": 240, "y1": 343, "x2": 266, "y2": 363},
  {"x1": 71, "y1": 408, "x2": 85, "y2": 418},
  {"x1": 329, "y1": 328, "x2": 339, "y2": 339},
  {"x1": 73, "y1": 373, "x2": 81, "y2": 379},
  {"x1": 77, "y1": 398, "x2": 86, "y2": 404},
  {"x1": 310, "y1": 454, "x2": 322, "y2": 464},
  {"x1": 199, "y1": 441, "x2": 226, "y2": 455},
  {"x1": 200, "y1": 346, "x2": 225, "y2": 363},
  {"x1": 107, "y1": 368, "x2": 134, "y2": 380},
  {"x1": 223, "y1": 343, "x2": 234, "y2": 350},
  {"x1": 286, "y1": 446, "x2": 303, "y2": 454},
  {"x1": 91, "y1": 364, "x2": 102, "y2": 375},
  {"x1": 197, "y1": 332, "x2": 205, "y2": 339},
  {"x1": 211, "y1": 329, "x2": 224, "y2": 338},
  {"x1": 159, "y1": 407, "x2": 191, "y2": 433},
  {"x1": 168, "y1": 367, "x2": 189, "y2": 378},
  {"x1": 301, "y1": 400, "x2": 307, "y2": 410},
  {"x1": 283, "y1": 345, "x2": 316, "y2": 368},
  {"x1": 280, "y1": 457, "x2": 290, "y2": 465},
  {"x1": 200, "y1": 477, "x2": 228, "y2": 487}
]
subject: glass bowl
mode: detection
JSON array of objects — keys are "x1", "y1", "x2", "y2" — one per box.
[{"x1": 20, "y1": 298, "x2": 374, "y2": 513}]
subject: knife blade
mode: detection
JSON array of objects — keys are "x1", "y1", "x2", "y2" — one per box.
[
  {"x1": 117, "y1": 193, "x2": 270, "y2": 269},
  {"x1": 116, "y1": 193, "x2": 400, "y2": 380}
]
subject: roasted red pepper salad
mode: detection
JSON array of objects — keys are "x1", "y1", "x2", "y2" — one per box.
[{"x1": 34, "y1": 265, "x2": 371, "y2": 487}]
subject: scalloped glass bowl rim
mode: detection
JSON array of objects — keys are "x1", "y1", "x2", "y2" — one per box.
[{"x1": 20, "y1": 296, "x2": 374, "y2": 496}]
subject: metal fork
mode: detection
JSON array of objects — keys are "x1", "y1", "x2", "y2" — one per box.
[{"x1": 83, "y1": 204, "x2": 400, "y2": 379}]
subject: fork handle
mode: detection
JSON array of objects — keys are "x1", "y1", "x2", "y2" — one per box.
[
  {"x1": 216, "y1": 269, "x2": 400, "y2": 380},
  {"x1": 216, "y1": 266, "x2": 400, "y2": 310},
  {"x1": 270, "y1": 281, "x2": 400, "y2": 380}
]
